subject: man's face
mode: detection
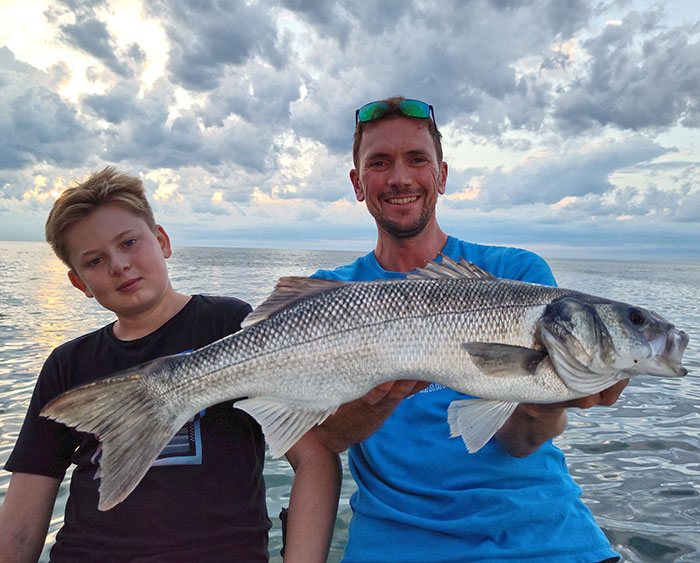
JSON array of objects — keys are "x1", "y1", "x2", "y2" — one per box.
[
  {"x1": 351, "y1": 117, "x2": 447, "y2": 239},
  {"x1": 65, "y1": 204, "x2": 173, "y2": 319}
]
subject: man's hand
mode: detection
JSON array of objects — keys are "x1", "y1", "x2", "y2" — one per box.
[
  {"x1": 496, "y1": 379, "x2": 630, "y2": 458},
  {"x1": 361, "y1": 380, "x2": 430, "y2": 405},
  {"x1": 314, "y1": 380, "x2": 429, "y2": 452}
]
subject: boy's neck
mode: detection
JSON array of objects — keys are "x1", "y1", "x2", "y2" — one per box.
[{"x1": 113, "y1": 290, "x2": 191, "y2": 341}]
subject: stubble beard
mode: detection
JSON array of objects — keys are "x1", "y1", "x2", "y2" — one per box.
[{"x1": 371, "y1": 202, "x2": 434, "y2": 239}]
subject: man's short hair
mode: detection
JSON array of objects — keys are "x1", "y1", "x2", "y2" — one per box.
[
  {"x1": 352, "y1": 96, "x2": 443, "y2": 169},
  {"x1": 46, "y1": 166, "x2": 156, "y2": 267}
]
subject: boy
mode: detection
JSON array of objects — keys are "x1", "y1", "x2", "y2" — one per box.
[{"x1": 0, "y1": 167, "x2": 340, "y2": 562}]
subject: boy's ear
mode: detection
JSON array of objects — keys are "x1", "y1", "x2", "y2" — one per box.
[
  {"x1": 68, "y1": 270, "x2": 94, "y2": 298},
  {"x1": 155, "y1": 225, "x2": 172, "y2": 259}
]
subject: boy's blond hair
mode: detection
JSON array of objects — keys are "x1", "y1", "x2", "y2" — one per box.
[{"x1": 46, "y1": 167, "x2": 156, "y2": 267}]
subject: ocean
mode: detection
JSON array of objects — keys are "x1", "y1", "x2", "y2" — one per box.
[{"x1": 0, "y1": 241, "x2": 698, "y2": 561}]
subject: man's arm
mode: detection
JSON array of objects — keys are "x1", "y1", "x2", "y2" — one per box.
[
  {"x1": 314, "y1": 380, "x2": 429, "y2": 453},
  {"x1": 0, "y1": 472, "x2": 61, "y2": 563},
  {"x1": 282, "y1": 431, "x2": 342, "y2": 563},
  {"x1": 495, "y1": 380, "x2": 630, "y2": 457}
]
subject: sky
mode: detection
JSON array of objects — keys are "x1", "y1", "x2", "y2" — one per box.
[{"x1": 0, "y1": 0, "x2": 698, "y2": 261}]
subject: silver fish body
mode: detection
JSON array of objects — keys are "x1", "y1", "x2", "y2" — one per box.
[{"x1": 41, "y1": 258, "x2": 689, "y2": 510}]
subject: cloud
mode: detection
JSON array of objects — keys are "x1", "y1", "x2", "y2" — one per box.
[
  {"x1": 0, "y1": 0, "x2": 698, "y2": 260},
  {"x1": 555, "y1": 11, "x2": 700, "y2": 131},
  {"x1": 147, "y1": 0, "x2": 288, "y2": 92},
  {"x1": 448, "y1": 136, "x2": 672, "y2": 210},
  {"x1": 0, "y1": 48, "x2": 92, "y2": 171}
]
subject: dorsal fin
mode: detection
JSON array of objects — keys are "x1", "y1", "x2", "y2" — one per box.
[
  {"x1": 242, "y1": 277, "x2": 346, "y2": 328},
  {"x1": 406, "y1": 254, "x2": 496, "y2": 280}
]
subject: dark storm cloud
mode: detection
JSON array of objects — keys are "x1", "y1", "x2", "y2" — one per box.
[
  {"x1": 96, "y1": 79, "x2": 275, "y2": 173},
  {"x1": 59, "y1": 17, "x2": 131, "y2": 77},
  {"x1": 147, "y1": 0, "x2": 287, "y2": 92},
  {"x1": 11, "y1": 87, "x2": 92, "y2": 167},
  {"x1": 555, "y1": 11, "x2": 700, "y2": 131},
  {"x1": 287, "y1": 0, "x2": 593, "y2": 153},
  {"x1": 0, "y1": 48, "x2": 92, "y2": 172},
  {"x1": 81, "y1": 81, "x2": 143, "y2": 124}
]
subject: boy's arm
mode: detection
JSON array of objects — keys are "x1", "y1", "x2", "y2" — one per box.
[
  {"x1": 282, "y1": 431, "x2": 341, "y2": 563},
  {"x1": 0, "y1": 472, "x2": 61, "y2": 563}
]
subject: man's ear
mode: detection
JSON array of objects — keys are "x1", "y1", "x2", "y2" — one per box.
[
  {"x1": 438, "y1": 161, "x2": 448, "y2": 195},
  {"x1": 155, "y1": 225, "x2": 172, "y2": 259},
  {"x1": 350, "y1": 169, "x2": 365, "y2": 202},
  {"x1": 68, "y1": 270, "x2": 93, "y2": 298}
]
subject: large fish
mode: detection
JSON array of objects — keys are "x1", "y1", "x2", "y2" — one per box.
[{"x1": 41, "y1": 257, "x2": 689, "y2": 510}]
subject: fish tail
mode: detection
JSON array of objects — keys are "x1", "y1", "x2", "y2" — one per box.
[{"x1": 41, "y1": 356, "x2": 190, "y2": 511}]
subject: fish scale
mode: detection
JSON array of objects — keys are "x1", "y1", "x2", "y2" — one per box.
[{"x1": 41, "y1": 257, "x2": 688, "y2": 511}]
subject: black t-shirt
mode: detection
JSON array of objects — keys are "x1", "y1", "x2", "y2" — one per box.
[{"x1": 6, "y1": 295, "x2": 271, "y2": 562}]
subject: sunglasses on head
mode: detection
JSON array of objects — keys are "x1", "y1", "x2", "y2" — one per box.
[{"x1": 355, "y1": 99, "x2": 437, "y2": 128}]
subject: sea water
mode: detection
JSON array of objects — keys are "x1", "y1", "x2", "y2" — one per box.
[{"x1": 0, "y1": 241, "x2": 698, "y2": 562}]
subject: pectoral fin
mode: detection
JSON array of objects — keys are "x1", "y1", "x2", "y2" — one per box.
[
  {"x1": 235, "y1": 398, "x2": 337, "y2": 458},
  {"x1": 447, "y1": 399, "x2": 519, "y2": 453},
  {"x1": 462, "y1": 342, "x2": 547, "y2": 377}
]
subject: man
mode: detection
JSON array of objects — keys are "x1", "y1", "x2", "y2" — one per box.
[{"x1": 312, "y1": 97, "x2": 623, "y2": 562}]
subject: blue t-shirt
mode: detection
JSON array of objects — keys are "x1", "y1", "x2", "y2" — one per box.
[{"x1": 313, "y1": 236, "x2": 619, "y2": 563}]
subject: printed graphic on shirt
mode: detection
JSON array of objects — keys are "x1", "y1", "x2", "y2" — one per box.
[
  {"x1": 152, "y1": 410, "x2": 204, "y2": 467},
  {"x1": 419, "y1": 383, "x2": 446, "y2": 394},
  {"x1": 151, "y1": 348, "x2": 204, "y2": 467},
  {"x1": 90, "y1": 410, "x2": 205, "y2": 478}
]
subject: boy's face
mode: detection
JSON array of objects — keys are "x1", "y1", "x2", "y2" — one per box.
[{"x1": 65, "y1": 204, "x2": 173, "y2": 319}]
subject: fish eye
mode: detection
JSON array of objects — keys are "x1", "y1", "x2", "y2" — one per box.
[{"x1": 628, "y1": 307, "x2": 646, "y2": 325}]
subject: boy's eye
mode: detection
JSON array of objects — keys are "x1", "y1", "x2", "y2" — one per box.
[
  {"x1": 87, "y1": 257, "x2": 101, "y2": 267},
  {"x1": 124, "y1": 238, "x2": 136, "y2": 248}
]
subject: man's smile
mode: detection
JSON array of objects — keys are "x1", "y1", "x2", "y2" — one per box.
[{"x1": 386, "y1": 195, "x2": 420, "y2": 205}]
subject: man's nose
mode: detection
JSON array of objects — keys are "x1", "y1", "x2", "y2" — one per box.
[{"x1": 388, "y1": 160, "x2": 412, "y2": 186}]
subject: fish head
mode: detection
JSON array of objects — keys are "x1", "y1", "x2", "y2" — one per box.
[{"x1": 537, "y1": 296, "x2": 688, "y2": 395}]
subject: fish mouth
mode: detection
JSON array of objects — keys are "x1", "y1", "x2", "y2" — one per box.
[{"x1": 647, "y1": 328, "x2": 689, "y2": 378}]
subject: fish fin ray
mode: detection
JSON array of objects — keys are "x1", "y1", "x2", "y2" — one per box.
[
  {"x1": 236, "y1": 398, "x2": 337, "y2": 458},
  {"x1": 406, "y1": 255, "x2": 496, "y2": 281},
  {"x1": 242, "y1": 277, "x2": 346, "y2": 328},
  {"x1": 447, "y1": 399, "x2": 518, "y2": 452},
  {"x1": 462, "y1": 342, "x2": 547, "y2": 377},
  {"x1": 41, "y1": 362, "x2": 191, "y2": 511}
]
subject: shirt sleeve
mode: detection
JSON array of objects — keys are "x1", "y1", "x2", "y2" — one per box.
[{"x1": 4, "y1": 349, "x2": 78, "y2": 478}]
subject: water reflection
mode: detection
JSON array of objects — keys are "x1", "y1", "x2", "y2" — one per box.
[{"x1": 1, "y1": 244, "x2": 698, "y2": 562}]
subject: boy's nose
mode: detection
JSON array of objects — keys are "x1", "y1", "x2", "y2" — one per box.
[{"x1": 110, "y1": 255, "x2": 131, "y2": 274}]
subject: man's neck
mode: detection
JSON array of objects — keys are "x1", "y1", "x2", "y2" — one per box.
[{"x1": 373, "y1": 223, "x2": 448, "y2": 273}]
